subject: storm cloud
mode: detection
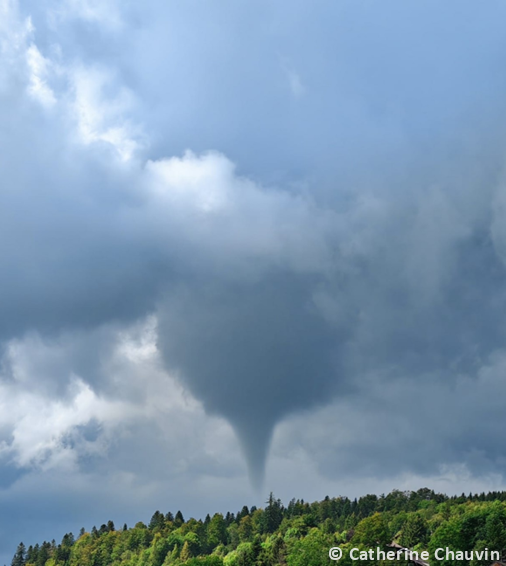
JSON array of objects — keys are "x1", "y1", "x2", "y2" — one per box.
[{"x1": 3, "y1": 0, "x2": 506, "y2": 560}]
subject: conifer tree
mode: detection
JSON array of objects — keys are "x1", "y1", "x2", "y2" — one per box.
[
  {"x1": 11, "y1": 543, "x2": 26, "y2": 566},
  {"x1": 237, "y1": 506, "x2": 249, "y2": 521},
  {"x1": 264, "y1": 493, "x2": 283, "y2": 533},
  {"x1": 149, "y1": 511, "x2": 165, "y2": 530},
  {"x1": 170, "y1": 544, "x2": 180, "y2": 561},
  {"x1": 179, "y1": 541, "x2": 192, "y2": 562},
  {"x1": 238, "y1": 516, "x2": 253, "y2": 542}
]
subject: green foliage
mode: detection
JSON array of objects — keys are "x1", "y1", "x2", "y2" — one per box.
[
  {"x1": 11, "y1": 542, "x2": 26, "y2": 566},
  {"x1": 263, "y1": 493, "x2": 283, "y2": 534},
  {"x1": 234, "y1": 542, "x2": 255, "y2": 566},
  {"x1": 180, "y1": 540, "x2": 193, "y2": 562},
  {"x1": 186, "y1": 556, "x2": 223, "y2": 566},
  {"x1": 399, "y1": 513, "x2": 429, "y2": 548},
  {"x1": 237, "y1": 516, "x2": 253, "y2": 543},
  {"x1": 207, "y1": 514, "x2": 227, "y2": 550},
  {"x1": 352, "y1": 513, "x2": 390, "y2": 547},
  {"x1": 13, "y1": 489, "x2": 506, "y2": 566},
  {"x1": 286, "y1": 528, "x2": 333, "y2": 566}
]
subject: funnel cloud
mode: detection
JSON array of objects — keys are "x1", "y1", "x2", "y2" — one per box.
[{"x1": 157, "y1": 276, "x2": 339, "y2": 487}]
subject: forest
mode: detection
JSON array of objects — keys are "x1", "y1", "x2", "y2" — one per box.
[{"x1": 10, "y1": 489, "x2": 506, "y2": 566}]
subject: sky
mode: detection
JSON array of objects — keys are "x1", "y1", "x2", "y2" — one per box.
[{"x1": 2, "y1": 0, "x2": 506, "y2": 561}]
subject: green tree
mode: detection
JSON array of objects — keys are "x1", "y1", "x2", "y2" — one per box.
[
  {"x1": 184, "y1": 532, "x2": 202, "y2": 557},
  {"x1": 428, "y1": 520, "x2": 461, "y2": 566},
  {"x1": 227, "y1": 523, "x2": 240, "y2": 549},
  {"x1": 180, "y1": 541, "x2": 192, "y2": 563},
  {"x1": 286, "y1": 528, "x2": 332, "y2": 566},
  {"x1": 262, "y1": 535, "x2": 285, "y2": 566},
  {"x1": 399, "y1": 514, "x2": 429, "y2": 548},
  {"x1": 352, "y1": 513, "x2": 390, "y2": 547},
  {"x1": 148, "y1": 533, "x2": 170, "y2": 566},
  {"x1": 237, "y1": 507, "x2": 249, "y2": 522},
  {"x1": 186, "y1": 557, "x2": 224, "y2": 566},
  {"x1": 238, "y1": 516, "x2": 253, "y2": 543},
  {"x1": 264, "y1": 494, "x2": 283, "y2": 534},
  {"x1": 149, "y1": 511, "x2": 165, "y2": 531},
  {"x1": 207, "y1": 514, "x2": 228, "y2": 550},
  {"x1": 11, "y1": 543, "x2": 26, "y2": 566},
  {"x1": 165, "y1": 544, "x2": 180, "y2": 565},
  {"x1": 35, "y1": 542, "x2": 51, "y2": 566},
  {"x1": 235, "y1": 542, "x2": 255, "y2": 566},
  {"x1": 485, "y1": 503, "x2": 506, "y2": 553}
]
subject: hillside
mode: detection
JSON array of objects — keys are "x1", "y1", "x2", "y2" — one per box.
[{"x1": 9, "y1": 489, "x2": 506, "y2": 566}]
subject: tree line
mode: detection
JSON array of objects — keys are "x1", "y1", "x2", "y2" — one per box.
[{"x1": 10, "y1": 488, "x2": 506, "y2": 566}]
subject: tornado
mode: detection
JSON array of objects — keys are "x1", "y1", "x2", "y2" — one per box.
[{"x1": 157, "y1": 274, "x2": 338, "y2": 488}]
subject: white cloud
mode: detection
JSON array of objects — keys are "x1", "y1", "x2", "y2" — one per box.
[
  {"x1": 144, "y1": 151, "x2": 337, "y2": 275},
  {"x1": 26, "y1": 44, "x2": 57, "y2": 107},
  {"x1": 49, "y1": 0, "x2": 123, "y2": 29},
  {"x1": 70, "y1": 66, "x2": 143, "y2": 161},
  {"x1": 0, "y1": 315, "x2": 245, "y2": 489}
]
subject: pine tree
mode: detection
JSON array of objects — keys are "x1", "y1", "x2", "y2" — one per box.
[
  {"x1": 35, "y1": 542, "x2": 50, "y2": 566},
  {"x1": 175, "y1": 510, "x2": 184, "y2": 525},
  {"x1": 237, "y1": 506, "x2": 249, "y2": 521},
  {"x1": 264, "y1": 493, "x2": 283, "y2": 533},
  {"x1": 149, "y1": 511, "x2": 165, "y2": 530},
  {"x1": 11, "y1": 543, "x2": 26, "y2": 566},
  {"x1": 25, "y1": 546, "x2": 35, "y2": 565},
  {"x1": 179, "y1": 541, "x2": 192, "y2": 562},
  {"x1": 170, "y1": 544, "x2": 180, "y2": 562}
]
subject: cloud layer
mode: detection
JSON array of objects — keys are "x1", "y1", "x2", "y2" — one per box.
[{"x1": 3, "y1": 0, "x2": 506, "y2": 562}]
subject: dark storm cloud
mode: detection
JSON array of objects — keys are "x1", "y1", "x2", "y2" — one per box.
[
  {"x1": 157, "y1": 274, "x2": 340, "y2": 487},
  {"x1": 279, "y1": 353, "x2": 506, "y2": 482},
  {"x1": 153, "y1": 176, "x2": 506, "y2": 486},
  {"x1": 4, "y1": 0, "x2": 506, "y2": 500}
]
